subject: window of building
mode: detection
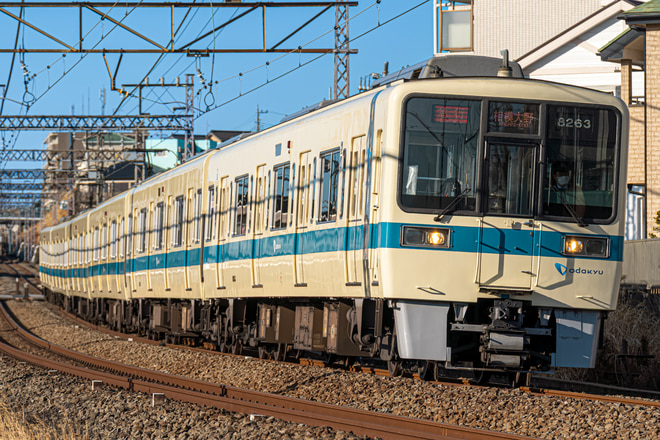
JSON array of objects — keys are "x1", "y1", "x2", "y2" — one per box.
[
  {"x1": 436, "y1": 1, "x2": 472, "y2": 52},
  {"x1": 272, "y1": 163, "x2": 290, "y2": 229}
]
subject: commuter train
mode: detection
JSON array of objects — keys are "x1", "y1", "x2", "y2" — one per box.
[{"x1": 39, "y1": 55, "x2": 629, "y2": 382}]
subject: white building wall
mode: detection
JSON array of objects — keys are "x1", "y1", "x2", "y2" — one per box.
[{"x1": 472, "y1": 0, "x2": 606, "y2": 59}]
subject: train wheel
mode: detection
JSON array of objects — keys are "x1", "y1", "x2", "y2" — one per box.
[
  {"x1": 474, "y1": 370, "x2": 491, "y2": 385},
  {"x1": 258, "y1": 346, "x2": 268, "y2": 360},
  {"x1": 509, "y1": 372, "x2": 530, "y2": 388},
  {"x1": 273, "y1": 343, "x2": 286, "y2": 361},
  {"x1": 231, "y1": 340, "x2": 242, "y2": 355},
  {"x1": 417, "y1": 360, "x2": 434, "y2": 381},
  {"x1": 388, "y1": 359, "x2": 402, "y2": 377}
]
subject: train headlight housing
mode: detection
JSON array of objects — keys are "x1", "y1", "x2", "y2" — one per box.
[
  {"x1": 402, "y1": 226, "x2": 450, "y2": 248},
  {"x1": 563, "y1": 235, "x2": 609, "y2": 258}
]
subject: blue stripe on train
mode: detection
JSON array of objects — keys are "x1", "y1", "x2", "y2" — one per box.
[{"x1": 44, "y1": 222, "x2": 624, "y2": 279}]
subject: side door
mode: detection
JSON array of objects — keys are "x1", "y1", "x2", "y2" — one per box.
[
  {"x1": 294, "y1": 152, "x2": 311, "y2": 286},
  {"x1": 345, "y1": 135, "x2": 366, "y2": 286},
  {"x1": 478, "y1": 140, "x2": 538, "y2": 290},
  {"x1": 252, "y1": 166, "x2": 267, "y2": 287}
]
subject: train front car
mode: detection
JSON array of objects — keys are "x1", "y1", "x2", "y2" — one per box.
[{"x1": 381, "y1": 73, "x2": 628, "y2": 378}]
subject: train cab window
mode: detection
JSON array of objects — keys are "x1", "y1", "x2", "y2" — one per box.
[
  {"x1": 319, "y1": 149, "x2": 340, "y2": 222},
  {"x1": 154, "y1": 203, "x2": 164, "y2": 250},
  {"x1": 206, "y1": 185, "x2": 215, "y2": 241},
  {"x1": 400, "y1": 97, "x2": 480, "y2": 213},
  {"x1": 486, "y1": 143, "x2": 535, "y2": 216},
  {"x1": 542, "y1": 105, "x2": 618, "y2": 223},
  {"x1": 234, "y1": 175, "x2": 249, "y2": 235},
  {"x1": 272, "y1": 163, "x2": 290, "y2": 229}
]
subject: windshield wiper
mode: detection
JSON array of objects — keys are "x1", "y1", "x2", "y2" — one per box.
[
  {"x1": 550, "y1": 186, "x2": 587, "y2": 227},
  {"x1": 434, "y1": 187, "x2": 470, "y2": 222}
]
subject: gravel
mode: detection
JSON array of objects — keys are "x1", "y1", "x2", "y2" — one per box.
[{"x1": 4, "y1": 298, "x2": 660, "y2": 439}]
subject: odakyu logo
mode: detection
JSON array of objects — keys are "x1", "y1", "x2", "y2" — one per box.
[{"x1": 555, "y1": 263, "x2": 604, "y2": 276}]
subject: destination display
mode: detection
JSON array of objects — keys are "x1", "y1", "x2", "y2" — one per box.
[
  {"x1": 488, "y1": 101, "x2": 539, "y2": 135},
  {"x1": 546, "y1": 105, "x2": 599, "y2": 139}
]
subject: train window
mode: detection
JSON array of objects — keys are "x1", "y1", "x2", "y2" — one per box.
[
  {"x1": 400, "y1": 97, "x2": 480, "y2": 213},
  {"x1": 206, "y1": 186, "x2": 215, "y2": 241},
  {"x1": 138, "y1": 208, "x2": 147, "y2": 253},
  {"x1": 266, "y1": 171, "x2": 271, "y2": 230},
  {"x1": 102, "y1": 224, "x2": 108, "y2": 260},
  {"x1": 311, "y1": 158, "x2": 316, "y2": 221},
  {"x1": 543, "y1": 105, "x2": 618, "y2": 223},
  {"x1": 219, "y1": 178, "x2": 228, "y2": 239},
  {"x1": 173, "y1": 196, "x2": 184, "y2": 247},
  {"x1": 272, "y1": 163, "x2": 290, "y2": 229},
  {"x1": 93, "y1": 227, "x2": 99, "y2": 262},
  {"x1": 290, "y1": 164, "x2": 296, "y2": 226},
  {"x1": 193, "y1": 189, "x2": 202, "y2": 243},
  {"x1": 110, "y1": 221, "x2": 117, "y2": 259},
  {"x1": 254, "y1": 166, "x2": 266, "y2": 234},
  {"x1": 154, "y1": 203, "x2": 164, "y2": 250},
  {"x1": 486, "y1": 143, "x2": 535, "y2": 216},
  {"x1": 298, "y1": 163, "x2": 307, "y2": 225},
  {"x1": 319, "y1": 149, "x2": 340, "y2": 222},
  {"x1": 119, "y1": 219, "x2": 125, "y2": 259},
  {"x1": 127, "y1": 214, "x2": 133, "y2": 257},
  {"x1": 234, "y1": 175, "x2": 249, "y2": 236}
]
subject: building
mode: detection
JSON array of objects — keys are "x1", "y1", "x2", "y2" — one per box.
[{"x1": 600, "y1": 0, "x2": 660, "y2": 237}]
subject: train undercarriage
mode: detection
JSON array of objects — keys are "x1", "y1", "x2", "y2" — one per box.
[{"x1": 44, "y1": 290, "x2": 583, "y2": 386}]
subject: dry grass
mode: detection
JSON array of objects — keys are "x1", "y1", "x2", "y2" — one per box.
[
  {"x1": 0, "y1": 400, "x2": 84, "y2": 440},
  {"x1": 558, "y1": 291, "x2": 660, "y2": 390}
]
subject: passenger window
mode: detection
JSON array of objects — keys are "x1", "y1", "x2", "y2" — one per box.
[
  {"x1": 119, "y1": 219, "x2": 124, "y2": 258},
  {"x1": 110, "y1": 220, "x2": 117, "y2": 258},
  {"x1": 319, "y1": 149, "x2": 340, "y2": 222},
  {"x1": 101, "y1": 224, "x2": 108, "y2": 260},
  {"x1": 154, "y1": 203, "x2": 164, "y2": 250},
  {"x1": 127, "y1": 214, "x2": 133, "y2": 256},
  {"x1": 234, "y1": 175, "x2": 249, "y2": 235},
  {"x1": 93, "y1": 227, "x2": 99, "y2": 261},
  {"x1": 193, "y1": 189, "x2": 202, "y2": 243},
  {"x1": 272, "y1": 163, "x2": 290, "y2": 229},
  {"x1": 173, "y1": 196, "x2": 184, "y2": 247},
  {"x1": 206, "y1": 186, "x2": 215, "y2": 241},
  {"x1": 138, "y1": 208, "x2": 147, "y2": 253}
]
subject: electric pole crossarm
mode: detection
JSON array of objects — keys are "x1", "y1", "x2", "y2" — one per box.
[{"x1": 0, "y1": 115, "x2": 190, "y2": 130}]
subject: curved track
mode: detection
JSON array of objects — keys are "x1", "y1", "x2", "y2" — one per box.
[{"x1": 0, "y1": 296, "x2": 530, "y2": 440}]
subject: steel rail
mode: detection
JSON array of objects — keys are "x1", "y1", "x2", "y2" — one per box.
[{"x1": 0, "y1": 300, "x2": 530, "y2": 440}]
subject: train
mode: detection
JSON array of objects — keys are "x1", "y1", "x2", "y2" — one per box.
[{"x1": 39, "y1": 55, "x2": 629, "y2": 383}]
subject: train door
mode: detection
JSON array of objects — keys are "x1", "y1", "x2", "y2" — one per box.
[
  {"x1": 294, "y1": 152, "x2": 311, "y2": 285},
  {"x1": 125, "y1": 212, "x2": 135, "y2": 296},
  {"x1": 252, "y1": 166, "x2": 266, "y2": 287},
  {"x1": 110, "y1": 219, "x2": 118, "y2": 294},
  {"x1": 478, "y1": 141, "x2": 538, "y2": 290},
  {"x1": 368, "y1": 129, "x2": 383, "y2": 287},
  {"x1": 186, "y1": 188, "x2": 202, "y2": 291},
  {"x1": 345, "y1": 135, "x2": 366, "y2": 285},
  {"x1": 216, "y1": 177, "x2": 229, "y2": 289},
  {"x1": 117, "y1": 218, "x2": 124, "y2": 295}
]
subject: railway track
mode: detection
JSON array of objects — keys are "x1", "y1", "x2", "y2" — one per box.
[
  {"x1": 0, "y1": 297, "x2": 532, "y2": 440},
  {"x1": 3, "y1": 259, "x2": 660, "y2": 438}
]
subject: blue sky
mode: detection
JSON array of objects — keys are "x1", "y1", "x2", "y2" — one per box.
[{"x1": 0, "y1": 0, "x2": 433, "y2": 156}]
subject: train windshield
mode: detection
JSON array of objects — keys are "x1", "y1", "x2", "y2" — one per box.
[
  {"x1": 400, "y1": 97, "x2": 620, "y2": 224},
  {"x1": 542, "y1": 105, "x2": 618, "y2": 222},
  {"x1": 400, "y1": 97, "x2": 480, "y2": 212}
]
